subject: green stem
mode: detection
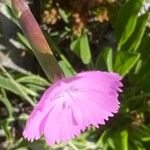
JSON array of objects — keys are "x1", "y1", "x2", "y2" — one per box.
[{"x1": 11, "y1": 0, "x2": 64, "y2": 82}]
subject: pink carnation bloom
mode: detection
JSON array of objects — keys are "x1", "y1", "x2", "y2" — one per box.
[{"x1": 23, "y1": 71, "x2": 123, "y2": 145}]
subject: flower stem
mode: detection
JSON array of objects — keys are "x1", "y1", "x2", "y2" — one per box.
[{"x1": 11, "y1": 0, "x2": 64, "y2": 82}]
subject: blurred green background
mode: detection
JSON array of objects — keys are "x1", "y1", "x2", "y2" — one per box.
[{"x1": 0, "y1": 0, "x2": 150, "y2": 149}]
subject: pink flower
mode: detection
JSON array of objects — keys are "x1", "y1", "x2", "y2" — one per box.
[{"x1": 23, "y1": 71, "x2": 123, "y2": 145}]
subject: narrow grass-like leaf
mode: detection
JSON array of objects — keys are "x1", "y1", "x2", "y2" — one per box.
[
  {"x1": 59, "y1": 60, "x2": 74, "y2": 77},
  {"x1": 70, "y1": 33, "x2": 91, "y2": 64},
  {"x1": 17, "y1": 75, "x2": 49, "y2": 86},
  {"x1": 96, "y1": 47, "x2": 113, "y2": 72},
  {"x1": 0, "y1": 92, "x2": 13, "y2": 117},
  {"x1": 0, "y1": 75, "x2": 34, "y2": 106},
  {"x1": 115, "y1": 0, "x2": 144, "y2": 50},
  {"x1": 96, "y1": 130, "x2": 110, "y2": 148},
  {"x1": 114, "y1": 51, "x2": 140, "y2": 77},
  {"x1": 122, "y1": 13, "x2": 149, "y2": 52},
  {"x1": 70, "y1": 38, "x2": 80, "y2": 56},
  {"x1": 0, "y1": 65, "x2": 35, "y2": 106},
  {"x1": 80, "y1": 33, "x2": 92, "y2": 64},
  {"x1": 26, "y1": 84, "x2": 46, "y2": 92},
  {"x1": 17, "y1": 32, "x2": 32, "y2": 51},
  {"x1": 0, "y1": 76, "x2": 24, "y2": 96},
  {"x1": 1, "y1": 119, "x2": 12, "y2": 140},
  {"x1": 19, "y1": 85, "x2": 38, "y2": 97},
  {"x1": 45, "y1": 33, "x2": 76, "y2": 75},
  {"x1": 0, "y1": 3, "x2": 19, "y2": 26},
  {"x1": 133, "y1": 126, "x2": 150, "y2": 142},
  {"x1": 113, "y1": 130, "x2": 128, "y2": 150}
]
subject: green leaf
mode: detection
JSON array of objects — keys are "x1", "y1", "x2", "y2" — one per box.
[
  {"x1": 114, "y1": 51, "x2": 140, "y2": 77},
  {"x1": 17, "y1": 32, "x2": 33, "y2": 52},
  {"x1": 0, "y1": 92, "x2": 13, "y2": 117},
  {"x1": 134, "y1": 59, "x2": 142, "y2": 74},
  {"x1": 19, "y1": 85, "x2": 38, "y2": 97},
  {"x1": 0, "y1": 76, "x2": 23, "y2": 95},
  {"x1": 131, "y1": 140, "x2": 145, "y2": 150},
  {"x1": 17, "y1": 75, "x2": 49, "y2": 86},
  {"x1": 115, "y1": 0, "x2": 144, "y2": 50},
  {"x1": 45, "y1": 33, "x2": 76, "y2": 74},
  {"x1": 96, "y1": 47, "x2": 113, "y2": 72},
  {"x1": 80, "y1": 33, "x2": 92, "y2": 64},
  {"x1": 0, "y1": 75, "x2": 34, "y2": 106},
  {"x1": 133, "y1": 125, "x2": 150, "y2": 142},
  {"x1": 70, "y1": 38, "x2": 81, "y2": 56},
  {"x1": 0, "y1": 3, "x2": 19, "y2": 26},
  {"x1": 70, "y1": 33, "x2": 91, "y2": 64},
  {"x1": 113, "y1": 130, "x2": 128, "y2": 150},
  {"x1": 1, "y1": 119, "x2": 12, "y2": 140},
  {"x1": 26, "y1": 84, "x2": 46, "y2": 92},
  {"x1": 59, "y1": 60, "x2": 74, "y2": 77},
  {"x1": 122, "y1": 13, "x2": 149, "y2": 52},
  {"x1": 96, "y1": 130, "x2": 110, "y2": 148}
]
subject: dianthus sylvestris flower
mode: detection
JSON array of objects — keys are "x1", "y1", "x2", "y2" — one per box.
[{"x1": 23, "y1": 71, "x2": 123, "y2": 146}]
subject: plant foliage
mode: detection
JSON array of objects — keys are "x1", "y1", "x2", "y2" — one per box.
[{"x1": 0, "y1": 0, "x2": 150, "y2": 149}]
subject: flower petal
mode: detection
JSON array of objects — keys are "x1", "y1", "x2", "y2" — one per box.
[
  {"x1": 23, "y1": 71, "x2": 123, "y2": 145},
  {"x1": 23, "y1": 81, "x2": 64, "y2": 141}
]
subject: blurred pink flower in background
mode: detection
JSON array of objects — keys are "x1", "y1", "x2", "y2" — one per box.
[{"x1": 23, "y1": 71, "x2": 123, "y2": 146}]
